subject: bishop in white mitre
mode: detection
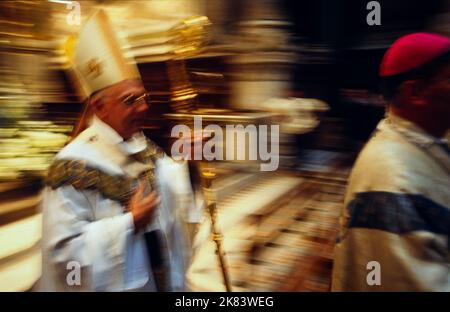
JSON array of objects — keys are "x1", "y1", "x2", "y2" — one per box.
[{"x1": 38, "y1": 10, "x2": 196, "y2": 291}]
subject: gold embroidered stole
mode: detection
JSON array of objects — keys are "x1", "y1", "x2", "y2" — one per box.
[{"x1": 45, "y1": 140, "x2": 165, "y2": 205}]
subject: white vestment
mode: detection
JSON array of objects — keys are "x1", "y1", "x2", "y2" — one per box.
[
  {"x1": 39, "y1": 117, "x2": 195, "y2": 291},
  {"x1": 332, "y1": 113, "x2": 450, "y2": 291}
]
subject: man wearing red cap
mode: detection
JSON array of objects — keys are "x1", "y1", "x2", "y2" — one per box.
[{"x1": 332, "y1": 33, "x2": 450, "y2": 291}]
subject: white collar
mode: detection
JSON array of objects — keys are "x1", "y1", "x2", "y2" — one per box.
[
  {"x1": 381, "y1": 112, "x2": 450, "y2": 174},
  {"x1": 382, "y1": 111, "x2": 449, "y2": 149},
  {"x1": 90, "y1": 115, "x2": 147, "y2": 156}
]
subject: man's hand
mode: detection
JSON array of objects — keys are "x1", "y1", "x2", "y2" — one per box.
[{"x1": 128, "y1": 181, "x2": 160, "y2": 233}]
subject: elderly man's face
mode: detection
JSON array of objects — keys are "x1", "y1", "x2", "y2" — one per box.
[{"x1": 91, "y1": 79, "x2": 149, "y2": 139}]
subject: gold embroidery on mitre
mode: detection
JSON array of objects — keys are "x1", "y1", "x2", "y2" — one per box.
[{"x1": 86, "y1": 58, "x2": 103, "y2": 78}]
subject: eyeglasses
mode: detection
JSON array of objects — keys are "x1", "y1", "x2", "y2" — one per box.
[{"x1": 121, "y1": 92, "x2": 152, "y2": 107}]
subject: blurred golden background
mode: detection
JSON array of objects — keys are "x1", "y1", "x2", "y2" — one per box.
[{"x1": 0, "y1": 0, "x2": 449, "y2": 291}]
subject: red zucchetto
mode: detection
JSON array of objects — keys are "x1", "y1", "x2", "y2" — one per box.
[{"x1": 379, "y1": 32, "x2": 450, "y2": 77}]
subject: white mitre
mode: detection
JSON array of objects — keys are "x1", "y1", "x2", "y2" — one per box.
[{"x1": 65, "y1": 9, "x2": 141, "y2": 98}]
